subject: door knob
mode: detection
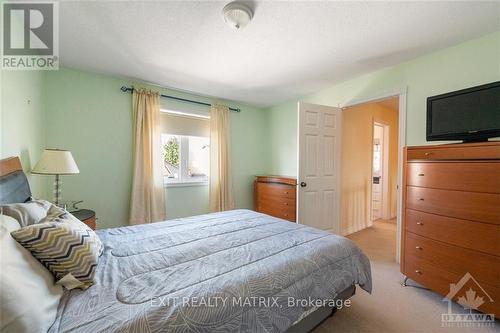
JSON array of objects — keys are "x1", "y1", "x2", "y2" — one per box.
[{"x1": 300, "y1": 182, "x2": 307, "y2": 187}]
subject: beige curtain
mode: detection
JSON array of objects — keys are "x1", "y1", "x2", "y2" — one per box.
[
  {"x1": 209, "y1": 104, "x2": 234, "y2": 212},
  {"x1": 129, "y1": 89, "x2": 166, "y2": 224}
]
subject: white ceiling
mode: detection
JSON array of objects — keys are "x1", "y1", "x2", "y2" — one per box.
[{"x1": 59, "y1": 1, "x2": 500, "y2": 107}]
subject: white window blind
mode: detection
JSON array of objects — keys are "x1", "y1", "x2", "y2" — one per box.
[{"x1": 160, "y1": 112, "x2": 209, "y2": 137}]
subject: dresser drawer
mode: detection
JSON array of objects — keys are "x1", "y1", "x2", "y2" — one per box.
[
  {"x1": 255, "y1": 182, "x2": 296, "y2": 199},
  {"x1": 405, "y1": 232, "x2": 500, "y2": 286},
  {"x1": 406, "y1": 209, "x2": 499, "y2": 255},
  {"x1": 257, "y1": 203, "x2": 296, "y2": 221},
  {"x1": 406, "y1": 186, "x2": 500, "y2": 224},
  {"x1": 407, "y1": 144, "x2": 500, "y2": 161},
  {"x1": 405, "y1": 256, "x2": 500, "y2": 317},
  {"x1": 407, "y1": 162, "x2": 500, "y2": 193},
  {"x1": 257, "y1": 193, "x2": 295, "y2": 207}
]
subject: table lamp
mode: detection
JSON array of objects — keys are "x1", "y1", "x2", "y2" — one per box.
[{"x1": 32, "y1": 149, "x2": 80, "y2": 206}]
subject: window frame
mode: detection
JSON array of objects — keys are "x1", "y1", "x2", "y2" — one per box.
[{"x1": 163, "y1": 134, "x2": 209, "y2": 188}]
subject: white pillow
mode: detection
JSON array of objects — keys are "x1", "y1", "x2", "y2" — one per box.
[
  {"x1": 0, "y1": 200, "x2": 52, "y2": 227},
  {"x1": 0, "y1": 214, "x2": 63, "y2": 333}
]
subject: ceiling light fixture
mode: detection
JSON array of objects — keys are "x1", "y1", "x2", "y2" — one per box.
[{"x1": 222, "y1": 2, "x2": 253, "y2": 30}]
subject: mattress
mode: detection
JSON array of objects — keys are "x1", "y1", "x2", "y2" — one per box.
[{"x1": 49, "y1": 209, "x2": 371, "y2": 333}]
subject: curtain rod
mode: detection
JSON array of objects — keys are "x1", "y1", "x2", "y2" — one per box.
[{"x1": 120, "y1": 86, "x2": 241, "y2": 112}]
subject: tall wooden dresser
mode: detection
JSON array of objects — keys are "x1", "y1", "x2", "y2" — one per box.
[
  {"x1": 254, "y1": 175, "x2": 297, "y2": 222},
  {"x1": 401, "y1": 142, "x2": 500, "y2": 317}
]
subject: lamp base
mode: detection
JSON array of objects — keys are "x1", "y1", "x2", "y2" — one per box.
[{"x1": 53, "y1": 174, "x2": 61, "y2": 206}]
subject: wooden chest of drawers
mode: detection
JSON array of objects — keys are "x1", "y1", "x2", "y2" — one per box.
[
  {"x1": 402, "y1": 142, "x2": 500, "y2": 318},
  {"x1": 254, "y1": 176, "x2": 297, "y2": 222}
]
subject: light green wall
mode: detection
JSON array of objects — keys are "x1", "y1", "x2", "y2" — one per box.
[
  {"x1": 44, "y1": 67, "x2": 270, "y2": 228},
  {"x1": 165, "y1": 186, "x2": 209, "y2": 219},
  {"x1": 0, "y1": 3, "x2": 47, "y2": 199},
  {"x1": 267, "y1": 31, "x2": 500, "y2": 176},
  {"x1": 1, "y1": 69, "x2": 46, "y2": 198},
  {"x1": 44, "y1": 69, "x2": 132, "y2": 228}
]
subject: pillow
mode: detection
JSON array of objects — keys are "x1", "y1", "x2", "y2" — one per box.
[
  {"x1": 11, "y1": 210, "x2": 103, "y2": 290},
  {"x1": 40, "y1": 204, "x2": 104, "y2": 256},
  {"x1": 0, "y1": 199, "x2": 52, "y2": 227},
  {"x1": 0, "y1": 214, "x2": 63, "y2": 333}
]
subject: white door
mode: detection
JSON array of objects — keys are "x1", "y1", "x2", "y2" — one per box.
[{"x1": 297, "y1": 102, "x2": 342, "y2": 233}]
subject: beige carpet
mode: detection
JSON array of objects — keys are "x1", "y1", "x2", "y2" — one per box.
[{"x1": 313, "y1": 220, "x2": 498, "y2": 333}]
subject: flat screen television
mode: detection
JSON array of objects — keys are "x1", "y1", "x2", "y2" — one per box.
[{"x1": 426, "y1": 81, "x2": 500, "y2": 142}]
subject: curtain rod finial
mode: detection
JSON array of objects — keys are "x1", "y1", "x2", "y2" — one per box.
[{"x1": 120, "y1": 86, "x2": 130, "y2": 92}]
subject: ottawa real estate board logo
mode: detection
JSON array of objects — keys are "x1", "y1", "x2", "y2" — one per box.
[
  {"x1": 442, "y1": 272, "x2": 495, "y2": 328},
  {"x1": 2, "y1": 1, "x2": 58, "y2": 70}
]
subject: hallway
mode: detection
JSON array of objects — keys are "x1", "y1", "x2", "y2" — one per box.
[{"x1": 350, "y1": 219, "x2": 397, "y2": 262}]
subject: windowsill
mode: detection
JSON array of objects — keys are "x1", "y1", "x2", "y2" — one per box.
[{"x1": 164, "y1": 181, "x2": 208, "y2": 188}]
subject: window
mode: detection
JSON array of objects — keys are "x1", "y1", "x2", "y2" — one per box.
[
  {"x1": 162, "y1": 134, "x2": 209, "y2": 185},
  {"x1": 160, "y1": 109, "x2": 210, "y2": 186}
]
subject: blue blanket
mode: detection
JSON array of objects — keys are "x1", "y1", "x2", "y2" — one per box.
[{"x1": 49, "y1": 210, "x2": 371, "y2": 332}]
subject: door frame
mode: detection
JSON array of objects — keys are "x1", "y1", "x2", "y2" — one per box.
[
  {"x1": 371, "y1": 120, "x2": 390, "y2": 221},
  {"x1": 342, "y1": 87, "x2": 407, "y2": 263},
  {"x1": 371, "y1": 120, "x2": 391, "y2": 221},
  {"x1": 296, "y1": 102, "x2": 342, "y2": 234}
]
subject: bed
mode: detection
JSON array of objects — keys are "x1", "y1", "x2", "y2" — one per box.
[{"x1": 0, "y1": 157, "x2": 372, "y2": 333}]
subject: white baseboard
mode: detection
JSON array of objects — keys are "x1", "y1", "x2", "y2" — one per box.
[{"x1": 342, "y1": 221, "x2": 373, "y2": 236}]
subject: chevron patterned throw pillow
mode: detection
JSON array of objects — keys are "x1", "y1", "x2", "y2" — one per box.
[{"x1": 11, "y1": 212, "x2": 103, "y2": 290}]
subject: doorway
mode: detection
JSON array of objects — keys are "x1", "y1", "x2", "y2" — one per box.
[
  {"x1": 340, "y1": 96, "x2": 400, "y2": 261},
  {"x1": 296, "y1": 90, "x2": 406, "y2": 262}
]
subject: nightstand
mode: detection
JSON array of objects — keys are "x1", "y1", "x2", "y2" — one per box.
[{"x1": 71, "y1": 209, "x2": 96, "y2": 230}]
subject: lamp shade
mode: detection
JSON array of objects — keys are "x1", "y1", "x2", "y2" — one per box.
[{"x1": 32, "y1": 149, "x2": 80, "y2": 175}]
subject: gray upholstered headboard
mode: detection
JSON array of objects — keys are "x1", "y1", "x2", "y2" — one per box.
[{"x1": 0, "y1": 157, "x2": 32, "y2": 204}]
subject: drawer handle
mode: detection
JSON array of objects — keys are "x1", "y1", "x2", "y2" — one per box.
[
  {"x1": 416, "y1": 221, "x2": 424, "y2": 226},
  {"x1": 284, "y1": 202, "x2": 289, "y2": 206},
  {"x1": 284, "y1": 213, "x2": 288, "y2": 217},
  {"x1": 415, "y1": 270, "x2": 422, "y2": 275},
  {"x1": 424, "y1": 152, "x2": 432, "y2": 156},
  {"x1": 418, "y1": 173, "x2": 425, "y2": 177},
  {"x1": 415, "y1": 246, "x2": 423, "y2": 250},
  {"x1": 284, "y1": 191, "x2": 289, "y2": 194},
  {"x1": 419, "y1": 198, "x2": 424, "y2": 201}
]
